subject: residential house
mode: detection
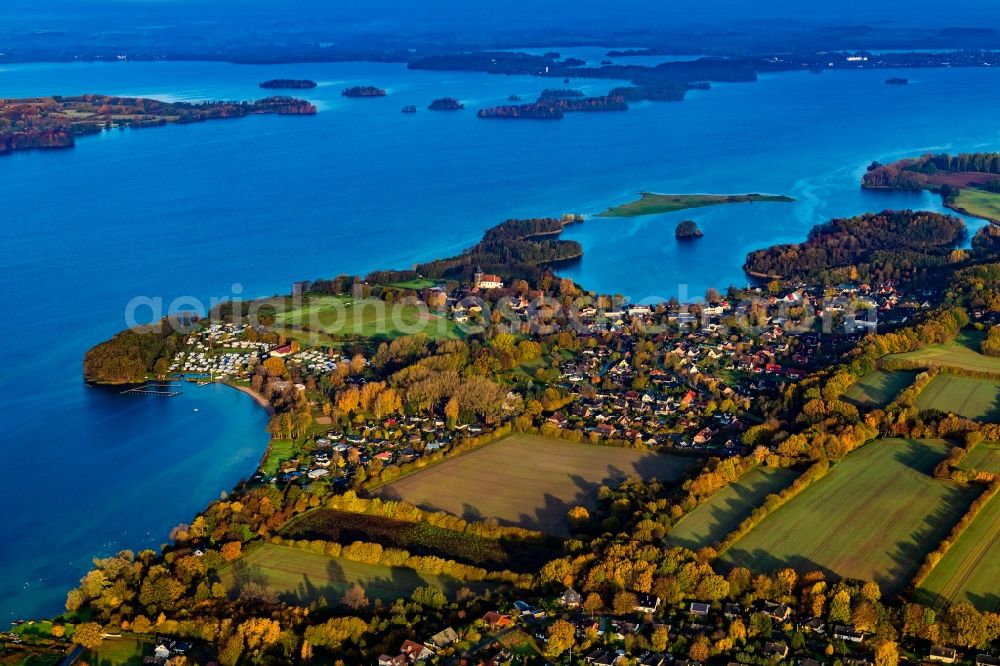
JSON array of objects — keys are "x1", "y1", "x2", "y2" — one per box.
[
  {"x1": 833, "y1": 625, "x2": 864, "y2": 643},
  {"x1": 689, "y1": 602, "x2": 710, "y2": 617},
  {"x1": 633, "y1": 592, "x2": 660, "y2": 614},
  {"x1": 764, "y1": 643, "x2": 790, "y2": 659},
  {"x1": 559, "y1": 587, "x2": 582, "y2": 608},
  {"x1": 481, "y1": 611, "x2": 514, "y2": 631},
  {"x1": 930, "y1": 647, "x2": 958, "y2": 664},
  {"x1": 428, "y1": 627, "x2": 459, "y2": 649},
  {"x1": 585, "y1": 649, "x2": 620, "y2": 665},
  {"x1": 399, "y1": 639, "x2": 434, "y2": 663}
]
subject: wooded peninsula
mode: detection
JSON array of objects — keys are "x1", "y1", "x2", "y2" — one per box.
[{"x1": 0, "y1": 94, "x2": 316, "y2": 156}]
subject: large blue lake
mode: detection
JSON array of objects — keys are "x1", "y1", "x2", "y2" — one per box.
[{"x1": 1, "y1": 53, "x2": 999, "y2": 619}]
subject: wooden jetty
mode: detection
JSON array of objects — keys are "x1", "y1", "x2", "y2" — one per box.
[{"x1": 121, "y1": 382, "x2": 181, "y2": 397}]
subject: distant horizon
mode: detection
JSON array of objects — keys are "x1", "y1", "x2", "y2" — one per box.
[{"x1": 2, "y1": 0, "x2": 1000, "y2": 33}]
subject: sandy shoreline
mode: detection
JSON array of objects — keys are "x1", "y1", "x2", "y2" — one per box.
[{"x1": 223, "y1": 382, "x2": 276, "y2": 416}]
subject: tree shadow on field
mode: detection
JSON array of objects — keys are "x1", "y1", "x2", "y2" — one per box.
[
  {"x1": 882, "y1": 484, "x2": 980, "y2": 594},
  {"x1": 968, "y1": 592, "x2": 1000, "y2": 613},
  {"x1": 668, "y1": 476, "x2": 788, "y2": 550},
  {"x1": 718, "y1": 547, "x2": 835, "y2": 582},
  {"x1": 890, "y1": 439, "x2": 943, "y2": 476}
]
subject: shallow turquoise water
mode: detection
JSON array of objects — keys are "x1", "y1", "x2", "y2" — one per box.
[{"x1": 0, "y1": 59, "x2": 998, "y2": 619}]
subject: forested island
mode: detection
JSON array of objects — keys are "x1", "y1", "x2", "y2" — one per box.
[
  {"x1": 863, "y1": 152, "x2": 1000, "y2": 223},
  {"x1": 478, "y1": 92, "x2": 628, "y2": 120},
  {"x1": 342, "y1": 86, "x2": 387, "y2": 97},
  {"x1": 743, "y1": 209, "x2": 966, "y2": 282},
  {"x1": 428, "y1": 97, "x2": 464, "y2": 110},
  {"x1": 259, "y1": 79, "x2": 317, "y2": 89},
  {"x1": 885, "y1": 77, "x2": 909, "y2": 85},
  {"x1": 599, "y1": 192, "x2": 794, "y2": 217},
  {"x1": 0, "y1": 94, "x2": 316, "y2": 156}
]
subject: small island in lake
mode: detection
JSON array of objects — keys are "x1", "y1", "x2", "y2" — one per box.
[
  {"x1": 599, "y1": 192, "x2": 795, "y2": 217},
  {"x1": 342, "y1": 85, "x2": 387, "y2": 97},
  {"x1": 401, "y1": 104, "x2": 417, "y2": 113},
  {"x1": 0, "y1": 94, "x2": 316, "y2": 156},
  {"x1": 675, "y1": 220, "x2": 703, "y2": 239},
  {"x1": 885, "y1": 77, "x2": 909, "y2": 85},
  {"x1": 259, "y1": 78, "x2": 317, "y2": 89},
  {"x1": 428, "y1": 97, "x2": 464, "y2": 110}
]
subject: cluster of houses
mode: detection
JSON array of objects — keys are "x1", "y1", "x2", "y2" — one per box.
[
  {"x1": 259, "y1": 414, "x2": 485, "y2": 486},
  {"x1": 375, "y1": 587, "x2": 999, "y2": 666}
]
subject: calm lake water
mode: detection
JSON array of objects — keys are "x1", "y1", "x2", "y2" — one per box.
[{"x1": 1, "y1": 57, "x2": 999, "y2": 619}]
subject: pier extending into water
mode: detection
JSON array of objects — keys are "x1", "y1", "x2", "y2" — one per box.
[{"x1": 121, "y1": 382, "x2": 182, "y2": 397}]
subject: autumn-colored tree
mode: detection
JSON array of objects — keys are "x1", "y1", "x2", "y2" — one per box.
[
  {"x1": 544, "y1": 619, "x2": 576, "y2": 658},
  {"x1": 689, "y1": 634, "x2": 710, "y2": 662},
  {"x1": 444, "y1": 395, "x2": 460, "y2": 424},
  {"x1": 131, "y1": 615, "x2": 152, "y2": 634},
  {"x1": 341, "y1": 583, "x2": 369, "y2": 611},
  {"x1": 263, "y1": 356, "x2": 286, "y2": 376},
  {"x1": 350, "y1": 353, "x2": 366, "y2": 374},
  {"x1": 220, "y1": 541, "x2": 242, "y2": 562},
  {"x1": 51, "y1": 625, "x2": 65, "y2": 638},
  {"x1": 567, "y1": 505, "x2": 590, "y2": 528},
  {"x1": 828, "y1": 590, "x2": 852, "y2": 624},
  {"x1": 874, "y1": 640, "x2": 899, "y2": 666},
  {"x1": 729, "y1": 619, "x2": 747, "y2": 644},
  {"x1": 583, "y1": 592, "x2": 604, "y2": 616},
  {"x1": 612, "y1": 590, "x2": 638, "y2": 615},
  {"x1": 652, "y1": 625, "x2": 670, "y2": 652},
  {"x1": 73, "y1": 622, "x2": 104, "y2": 651}
]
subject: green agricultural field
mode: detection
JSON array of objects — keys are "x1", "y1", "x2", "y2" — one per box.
[
  {"x1": 220, "y1": 543, "x2": 479, "y2": 604},
  {"x1": 272, "y1": 295, "x2": 459, "y2": 340},
  {"x1": 375, "y1": 434, "x2": 694, "y2": 536},
  {"x1": 960, "y1": 442, "x2": 1000, "y2": 475},
  {"x1": 598, "y1": 192, "x2": 793, "y2": 217},
  {"x1": 952, "y1": 187, "x2": 1000, "y2": 224},
  {"x1": 721, "y1": 439, "x2": 979, "y2": 592},
  {"x1": 665, "y1": 467, "x2": 800, "y2": 551},
  {"x1": 389, "y1": 277, "x2": 438, "y2": 290},
  {"x1": 885, "y1": 332, "x2": 1000, "y2": 375},
  {"x1": 843, "y1": 370, "x2": 916, "y2": 408},
  {"x1": 917, "y1": 488, "x2": 1000, "y2": 611},
  {"x1": 915, "y1": 374, "x2": 1000, "y2": 422}
]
